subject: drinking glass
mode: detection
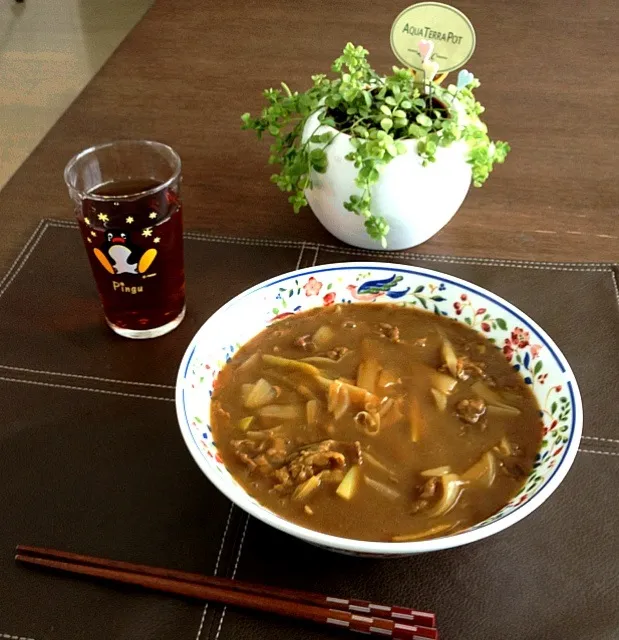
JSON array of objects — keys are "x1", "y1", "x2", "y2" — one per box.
[{"x1": 64, "y1": 140, "x2": 186, "y2": 339}]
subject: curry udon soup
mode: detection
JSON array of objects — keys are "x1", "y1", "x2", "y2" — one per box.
[{"x1": 211, "y1": 303, "x2": 542, "y2": 542}]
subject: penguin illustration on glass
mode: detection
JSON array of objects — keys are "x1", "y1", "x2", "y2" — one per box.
[{"x1": 93, "y1": 230, "x2": 158, "y2": 275}]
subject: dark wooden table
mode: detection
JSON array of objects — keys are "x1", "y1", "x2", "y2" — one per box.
[
  {"x1": 2, "y1": 5, "x2": 619, "y2": 639},
  {"x1": 2, "y1": 0, "x2": 618, "y2": 271}
]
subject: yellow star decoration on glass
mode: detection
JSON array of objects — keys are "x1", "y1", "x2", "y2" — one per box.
[
  {"x1": 153, "y1": 237, "x2": 161, "y2": 244},
  {"x1": 149, "y1": 212, "x2": 158, "y2": 219},
  {"x1": 90, "y1": 230, "x2": 96, "y2": 237},
  {"x1": 126, "y1": 216, "x2": 134, "y2": 224},
  {"x1": 142, "y1": 227, "x2": 153, "y2": 238},
  {"x1": 97, "y1": 212, "x2": 109, "y2": 222},
  {"x1": 84, "y1": 216, "x2": 91, "y2": 226}
]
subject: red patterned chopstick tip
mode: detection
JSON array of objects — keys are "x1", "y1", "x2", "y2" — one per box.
[
  {"x1": 325, "y1": 608, "x2": 438, "y2": 639},
  {"x1": 350, "y1": 613, "x2": 380, "y2": 634},
  {"x1": 326, "y1": 611, "x2": 393, "y2": 637},
  {"x1": 389, "y1": 604, "x2": 436, "y2": 628},
  {"x1": 393, "y1": 622, "x2": 438, "y2": 639},
  {"x1": 326, "y1": 597, "x2": 436, "y2": 628}
]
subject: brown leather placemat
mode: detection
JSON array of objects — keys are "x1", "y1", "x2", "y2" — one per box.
[{"x1": 1, "y1": 220, "x2": 618, "y2": 640}]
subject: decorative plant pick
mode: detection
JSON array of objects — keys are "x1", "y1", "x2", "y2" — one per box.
[
  {"x1": 417, "y1": 39, "x2": 438, "y2": 89},
  {"x1": 390, "y1": 3, "x2": 476, "y2": 73},
  {"x1": 418, "y1": 39, "x2": 434, "y2": 62},
  {"x1": 421, "y1": 59, "x2": 440, "y2": 84},
  {"x1": 457, "y1": 69, "x2": 475, "y2": 89}
]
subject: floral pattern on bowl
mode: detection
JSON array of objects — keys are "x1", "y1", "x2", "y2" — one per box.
[{"x1": 176, "y1": 262, "x2": 582, "y2": 556}]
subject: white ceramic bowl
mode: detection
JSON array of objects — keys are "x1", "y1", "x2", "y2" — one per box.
[{"x1": 176, "y1": 262, "x2": 582, "y2": 556}]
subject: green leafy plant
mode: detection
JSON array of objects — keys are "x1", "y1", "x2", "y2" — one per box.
[{"x1": 242, "y1": 43, "x2": 509, "y2": 246}]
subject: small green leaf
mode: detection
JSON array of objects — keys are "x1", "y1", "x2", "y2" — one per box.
[
  {"x1": 385, "y1": 96, "x2": 397, "y2": 106},
  {"x1": 416, "y1": 113, "x2": 432, "y2": 128},
  {"x1": 496, "y1": 318, "x2": 508, "y2": 330},
  {"x1": 380, "y1": 117, "x2": 393, "y2": 132},
  {"x1": 386, "y1": 143, "x2": 398, "y2": 156},
  {"x1": 464, "y1": 317, "x2": 472, "y2": 325},
  {"x1": 533, "y1": 360, "x2": 543, "y2": 376},
  {"x1": 408, "y1": 124, "x2": 427, "y2": 138},
  {"x1": 380, "y1": 105, "x2": 392, "y2": 116}
]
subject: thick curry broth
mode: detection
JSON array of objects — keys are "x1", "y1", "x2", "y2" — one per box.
[{"x1": 211, "y1": 304, "x2": 543, "y2": 542}]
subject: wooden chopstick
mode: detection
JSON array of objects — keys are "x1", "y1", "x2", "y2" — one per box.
[
  {"x1": 16, "y1": 545, "x2": 438, "y2": 639},
  {"x1": 16, "y1": 545, "x2": 435, "y2": 627}
]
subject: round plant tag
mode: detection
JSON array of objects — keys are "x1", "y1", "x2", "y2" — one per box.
[{"x1": 390, "y1": 2, "x2": 476, "y2": 73}]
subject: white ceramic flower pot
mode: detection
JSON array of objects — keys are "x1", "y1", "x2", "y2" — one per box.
[{"x1": 302, "y1": 110, "x2": 472, "y2": 251}]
